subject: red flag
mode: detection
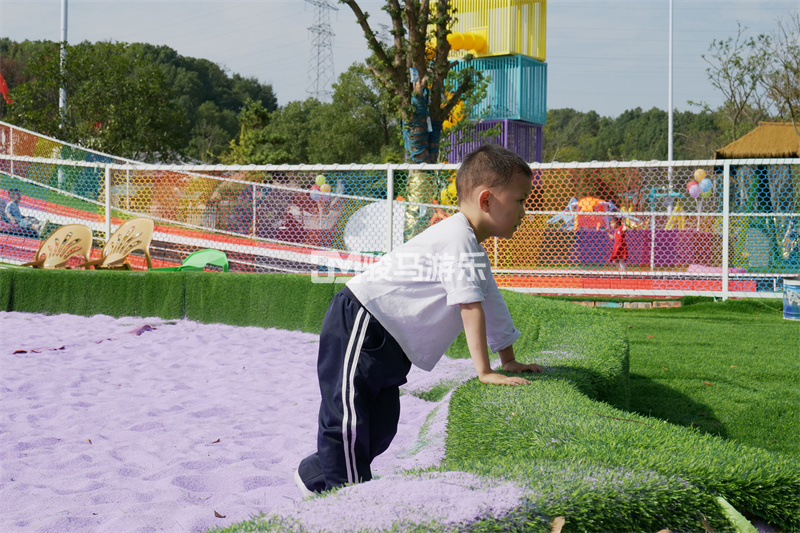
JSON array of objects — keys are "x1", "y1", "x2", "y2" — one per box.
[{"x1": 0, "y1": 72, "x2": 12, "y2": 104}]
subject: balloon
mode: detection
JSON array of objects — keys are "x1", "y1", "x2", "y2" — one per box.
[
  {"x1": 686, "y1": 180, "x2": 698, "y2": 192},
  {"x1": 462, "y1": 33, "x2": 475, "y2": 50},
  {"x1": 320, "y1": 183, "x2": 331, "y2": 193},
  {"x1": 472, "y1": 33, "x2": 487, "y2": 53},
  {"x1": 699, "y1": 178, "x2": 712, "y2": 192},
  {"x1": 694, "y1": 169, "x2": 707, "y2": 181},
  {"x1": 310, "y1": 184, "x2": 321, "y2": 201},
  {"x1": 701, "y1": 189, "x2": 713, "y2": 198},
  {"x1": 689, "y1": 184, "x2": 701, "y2": 198},
  {"x1": 315, "y1": 174, "x2": 327, "y2": 186},
  {"x1": 447, "y1": 33, "x2": 464, "y2": 49}
]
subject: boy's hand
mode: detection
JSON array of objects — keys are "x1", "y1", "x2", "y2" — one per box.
[
  {"x1": 502, "y1": 360, "x2": 543, "y2": 374},
  {"x1": 478, "y1": 371, "x2": 531, "y2": 386}
]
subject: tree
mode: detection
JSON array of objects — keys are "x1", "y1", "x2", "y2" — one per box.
[
  {"x1": 308, "y1": 63, "x2": 402, "y2": 163},
  {"x1": 340, "y1": 0, "x2": 482, "y2": 163},
  {"x1": 698, "y1": 15, "x2": 800, "y2": 142},
  {"x1": 762, "y1": 13, "x2": 800, "y2": 136},
  {"x1": 697, "y1": 23, "x2": 769, "y2": 143},
  {"x1": 4, "y1": 40, "x2": 188, "y2": 161},
  {"x1": 221, "y1": 99, "x2": 293, "y2": 165},
  {"x1": 188, "y1": 101, "x2": 238, "y2": 163}
]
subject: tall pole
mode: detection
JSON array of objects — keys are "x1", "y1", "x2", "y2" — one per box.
[
  {"x1": 59, "y1": 0, "x2": 67, "y2": 124},
  {"x1": 667, "y1": 0, "x2": 674, "y2": 213},
  {"x1": 668, "y1": 0, "x2": 673, "y2": 165}
]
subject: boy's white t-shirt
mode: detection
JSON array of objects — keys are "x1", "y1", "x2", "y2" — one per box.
[{"x1": 346, "y1": 212, "x2": 521, "y2": 371}]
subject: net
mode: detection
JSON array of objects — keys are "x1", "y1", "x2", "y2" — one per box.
[{"x1": 1, "y1": 121, "x2": 798, "y2": 298}]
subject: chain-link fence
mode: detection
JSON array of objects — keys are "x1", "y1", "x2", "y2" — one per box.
[{"x1": 2, "y1": 121, "x2": 798, "y2": 298}]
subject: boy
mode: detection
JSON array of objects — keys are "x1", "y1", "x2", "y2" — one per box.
[
  {"x1": 4, "y1": 188, "x2": 48, "y2": 236},
  {"x1": 295, "y1": 145, "x2": 542, "y2": 496}
]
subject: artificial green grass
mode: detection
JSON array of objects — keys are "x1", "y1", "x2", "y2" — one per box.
[
  {"x1": 608, "y1": 297, "x2": 800, "y2": 458},
  {"x1": 447, "y1": 377, "x2": 799, "y2": 532},
  {"x1": 1, "y1": 268, "x2": 185, "y2": 318}
]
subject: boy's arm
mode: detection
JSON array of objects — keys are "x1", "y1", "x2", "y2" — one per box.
[{"x1": 460, "y1": 302, "x2": 533, "y2": 386}]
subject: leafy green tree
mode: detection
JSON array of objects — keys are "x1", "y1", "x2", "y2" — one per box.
[
  {"x1": 188, "y1": 101, "x2": 239, "y2": 163},
  {"x1": 542, "y1": 109, "x2": 602, "y2": 163},
  {"x1": 4, "y1": 40, "x2": 187, "y2": 161},
  {"x1": 308, "y1": 63, "x2": 402, "y2": 163},
  {"x1": 129, "y1": 43, "x2": 278, "y2": 161},
  {"x1": 341, "y1": 0, "x2": 482, "y2": 163},
  {"x1": 673, "y1": 110, "x2": 725, "y2": 160},
  {"x1": 222, "y1": 99, "x2": 293, "y2": 165}
]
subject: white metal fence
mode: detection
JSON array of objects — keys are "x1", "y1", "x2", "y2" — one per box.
[{"x1": 2, "y1": 121, "x2": 798, "y2": 299}]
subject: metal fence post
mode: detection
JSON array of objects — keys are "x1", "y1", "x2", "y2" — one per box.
[
  {"x1": 386, "y1": 166, "x2": 394, "y2": 253},
  {"x1": 252, "y1": 183, "x2": 257, "y2": 236},
  {"x1": 722, "y1": 161, "x2": 731, "y2": 301},
  {"x1": 105, "y1": 165, "x2": 112, "y2": 242}
]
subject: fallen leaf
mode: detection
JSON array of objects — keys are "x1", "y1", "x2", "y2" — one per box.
[
  {"x1": 211, "y1": 439, "x2": 220, "y2": 444},
  {"x1": 13, "y1": 350, "x2": 27, "y2": 354},
  {"x1": 31, "y1": 349, "x2": 42, "y2": 353},
  {"x1": 214, "y1": 510, "x2": 226, "y2": 518},
  {"x1": 130, "y1": 325, "x2": 156, "y2": 336},
  {"x1": 661, "y1": 366, "x2": 668, "y2": 370},
  {"x1": 656, "y1": 530, "x2": 672, "y2": 533},
  {"x1": 730, "y1": 365, "x2": 737, "y2": 368},
  {"x1": 701, "y1": 513, "x2": 715, "y2": 533},
  {"x1": 55, "y1": 346, "x2": 65, "y2": 350},
  {"x1": 85, "y1": 439, "x2": 92, "y2": 444},
  {"x1": 549, "y1": 516, "x2": 565, "y2": 533},
  {"x1": 703, "y1": 381, "x2": 713, "y2": 386},
  {"x1": 646, "y1": 335, "x2": 654, "y2": 338}
]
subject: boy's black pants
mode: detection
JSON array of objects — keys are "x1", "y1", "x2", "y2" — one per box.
[{"x1": 298, "y1": 286, "x2": 411, "y2": 492}]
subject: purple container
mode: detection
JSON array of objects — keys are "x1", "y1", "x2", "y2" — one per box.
[{"x1": 445, "y1": 119, "x2": 543, "y2": 164}]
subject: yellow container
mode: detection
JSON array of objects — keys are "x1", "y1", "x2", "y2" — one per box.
[{"x1": 447, "y1": 0, "x2": 546, "y2": 61}]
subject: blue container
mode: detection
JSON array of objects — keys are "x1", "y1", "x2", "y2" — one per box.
[
  {"x1": 783, "y1": 277, "x2": 800, "y2": 320},
  {"x1": 452, "y1": 54, "x2": 547, "y2": 124}
]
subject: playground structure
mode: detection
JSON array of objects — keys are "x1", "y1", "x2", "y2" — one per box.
[
  {"x1": 444, "y1": 0, "x2": 547, "y2": 163},
  {"x1": 2, "y1": 121, "x2": 798, "y2": 299}
]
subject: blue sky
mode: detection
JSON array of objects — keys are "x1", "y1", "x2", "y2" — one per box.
[{"x1": 1, "y1": 0, "x2": 798, "y2": 118}]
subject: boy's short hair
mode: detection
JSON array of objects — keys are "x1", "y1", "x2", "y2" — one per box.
[{"x1": 456, "y1": 145, "x2": 533, "y2": 204}]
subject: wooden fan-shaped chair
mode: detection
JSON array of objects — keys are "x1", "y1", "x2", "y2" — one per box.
[
  {"x1": 22, "y1": 224, "x2": 93, "y2": 269},
  {"x1": 76, "y1": 218, "x2": 154, "y2": 270}
]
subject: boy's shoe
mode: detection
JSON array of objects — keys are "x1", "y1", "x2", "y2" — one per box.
[{"x1": 294, "y1": 469, "x2": 316, "y2": 498}]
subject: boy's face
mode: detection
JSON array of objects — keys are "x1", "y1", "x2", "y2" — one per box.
[{"x1": 486, "y1": 172, "x2": 531, "y2": 239}]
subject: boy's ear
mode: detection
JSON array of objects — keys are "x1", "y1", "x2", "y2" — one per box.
[{"x1": 478, "y1": 188, "x2": 491, "y2": 212}]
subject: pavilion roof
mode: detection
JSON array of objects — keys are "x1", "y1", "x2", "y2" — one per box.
[{"x1": 715, "y1": 122, "x2": 800, "y2": 159}]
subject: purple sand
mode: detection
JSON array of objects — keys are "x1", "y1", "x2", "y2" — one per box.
[{"x1": 0, "y1": 311, "x2": 526, "y2": 532}]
